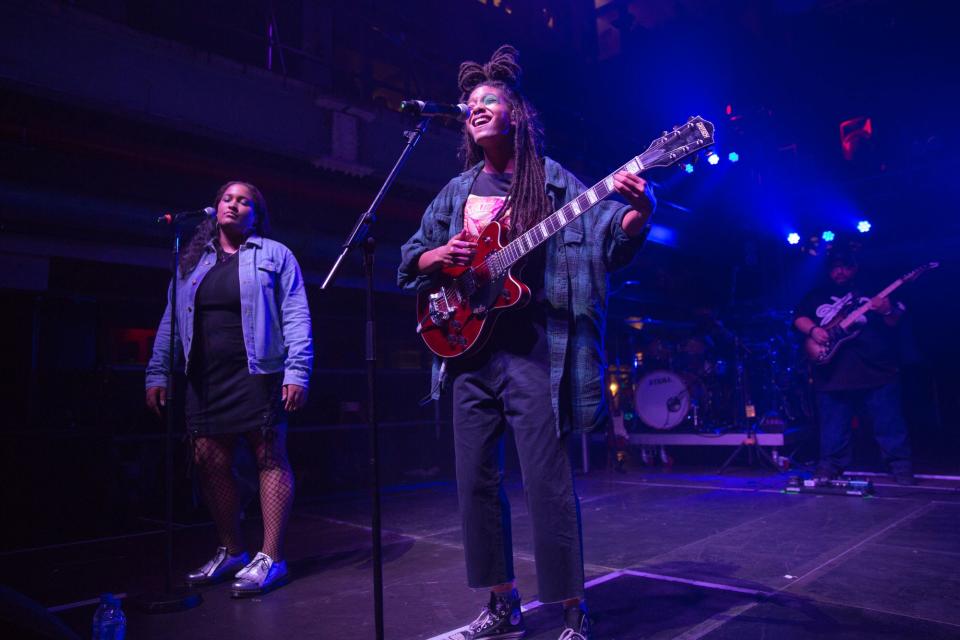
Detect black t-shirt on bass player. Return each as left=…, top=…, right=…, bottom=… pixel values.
left=795, top=279, right=901, bottom=392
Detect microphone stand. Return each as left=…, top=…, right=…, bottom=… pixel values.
left=130, top=218, right=202, bottom=613
left=321, top=116, right=432, bottom=640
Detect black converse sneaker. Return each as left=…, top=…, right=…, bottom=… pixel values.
left=449, top=589, right=525, bottom=640
left=559, top=602, right=591, bottom=640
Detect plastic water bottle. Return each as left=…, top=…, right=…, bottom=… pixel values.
left=92, top=593, right=126, bottom=640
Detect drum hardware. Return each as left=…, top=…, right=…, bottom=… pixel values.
left=611, top=307, right=812, bottom=441
left=718, top=333, right=782, bottom=473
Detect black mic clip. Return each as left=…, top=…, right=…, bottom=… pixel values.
left=156, top=207, right=216, bottom=224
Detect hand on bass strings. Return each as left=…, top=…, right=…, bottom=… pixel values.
left=809, top=326, right=830, bottom=345
left=146, top=386, right=167, bottom=416
left=419, top=229, right=477, bottom=273
left=282, top=384, right=308, bottom=412
left=870, top=295, right=892, bottom=315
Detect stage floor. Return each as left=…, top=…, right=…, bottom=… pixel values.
left=9, top=466, right=960, bottom=639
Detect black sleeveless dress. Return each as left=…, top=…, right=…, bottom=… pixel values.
left=185, top=251, right=284, bottom=436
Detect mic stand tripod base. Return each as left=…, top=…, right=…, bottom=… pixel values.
left=128, top=587, right=202, bottom=614
left=717, top=423, right=781, bottom=474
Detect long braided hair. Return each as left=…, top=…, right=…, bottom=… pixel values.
left=458, top=45, right=550, bottom=240
left=178, top=180, right=271, bottom=278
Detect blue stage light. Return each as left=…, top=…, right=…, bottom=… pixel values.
left=822, top=230, right=835, bottom=242
left=728, top=151, right=739, bottom=163
left=787, top=232, right=800, bottom=245
left=683, top=163, right=694, bottom=173
left=707, top=152, right=720, bottom=165
left=857, top=220, right=871, bottom=233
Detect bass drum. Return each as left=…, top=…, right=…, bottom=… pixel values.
left=634, top=370, right=691, bottom=430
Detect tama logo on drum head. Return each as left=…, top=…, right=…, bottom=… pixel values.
left=649, top=377, right=673, bottom=385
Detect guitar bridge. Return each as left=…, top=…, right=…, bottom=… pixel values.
left=428, top=288, right=453, bottom=326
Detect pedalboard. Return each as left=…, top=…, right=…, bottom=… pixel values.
left=785, top=475, right=874, bottom=497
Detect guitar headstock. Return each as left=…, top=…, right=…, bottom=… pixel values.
left=902, top=261, right=939, bottom=282
left=635, top=116, right=715, bottom=171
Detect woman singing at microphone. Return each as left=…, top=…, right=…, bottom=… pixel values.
left=146, top=181, right=312, bottom=597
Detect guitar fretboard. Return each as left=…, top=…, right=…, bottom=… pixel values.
left=839, top=279, right=905, bottom=330
left=475, top=116, right=713, bottom=279
left=484, top=156, right=647, bottom=277
left=837, top=262, right=938, bottom=330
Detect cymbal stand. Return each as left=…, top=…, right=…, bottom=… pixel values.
left=718, top=334, right=780, bottom=473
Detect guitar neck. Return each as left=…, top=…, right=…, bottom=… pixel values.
left=495, top=154, right=648, bottom=270
left=838, top=278, right=905, bottom=330
left=481, top=116, right=713, bottom=272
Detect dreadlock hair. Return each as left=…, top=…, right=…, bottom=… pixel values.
left=178, top=181, right=271, bottom=278
left=458, top=45, right=550, bottom=240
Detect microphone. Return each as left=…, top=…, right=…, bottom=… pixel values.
left=400, top=100, right=471, bottom=120
left=156, top=207, right=216, bottom=224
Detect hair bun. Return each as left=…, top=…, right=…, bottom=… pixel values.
left=458, top=44, right=522, bottom=98
left=483, top=45, right=521, bottom=86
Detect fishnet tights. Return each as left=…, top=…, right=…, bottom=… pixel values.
left=193, top=428, right=294, bottom=561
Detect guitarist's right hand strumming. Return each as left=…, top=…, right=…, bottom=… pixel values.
left=418, top=230, right=477, bottom=273
left=808, top=326, right=830, bottom=346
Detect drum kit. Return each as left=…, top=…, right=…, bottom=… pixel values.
left=609, top=309, right=813, bottom=433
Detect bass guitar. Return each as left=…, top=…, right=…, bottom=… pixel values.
left=804, top=261, right=939, bottom=365
left=416, top=116, right=715, bottom=358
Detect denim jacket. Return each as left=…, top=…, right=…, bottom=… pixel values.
left=146, top=234, right=313, bottom=390
left=398, top=157, right=653, bottom=435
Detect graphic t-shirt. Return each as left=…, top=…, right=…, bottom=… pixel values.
left=795, top=279, right=901, bottom=391
left=462, top=170, right=546, bottom=354
left=465, top=171, right=545, bottom=295
left=463, top=171, right=512, bottom=241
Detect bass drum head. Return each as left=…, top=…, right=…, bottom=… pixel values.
left=634, top=370, right=690, bottom=430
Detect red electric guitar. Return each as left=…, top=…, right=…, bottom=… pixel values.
left=416, top=116, right=715, bottom=358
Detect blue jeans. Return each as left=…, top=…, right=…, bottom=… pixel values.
left=815, top=380, right=912, bottom=474
left=450, top=323, right=585, bottom=604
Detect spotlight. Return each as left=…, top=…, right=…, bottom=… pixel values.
left=707, top=152, right=720, bottom=165
left=822, top=230, right=835, bottom=242
left=787, top=232, right=800, bottom=245
left=683, top=163, right=694, bottom=173
left=857, top=220, right=871, bottom=233
left=728, top=151, right=739, bottom=163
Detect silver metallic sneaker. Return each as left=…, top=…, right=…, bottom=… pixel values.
left=186, top=547, right=250, bottom=585
left=230, top=551, right=289, bottom=597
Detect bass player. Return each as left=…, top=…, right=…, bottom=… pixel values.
left=793, top=247, right=914, bottom=485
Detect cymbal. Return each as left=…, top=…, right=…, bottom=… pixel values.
left=623, top=316, right=695, bottom=331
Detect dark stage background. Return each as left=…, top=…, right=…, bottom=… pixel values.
left=1, top=0, right=958, bottom=554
